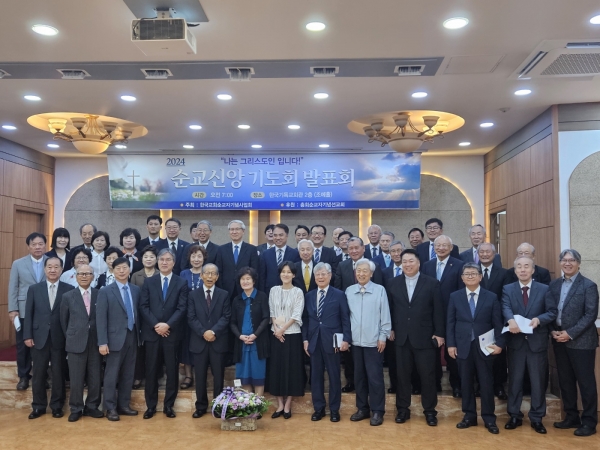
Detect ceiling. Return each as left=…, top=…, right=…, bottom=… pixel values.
left=1, top=0, right=600, bottom=158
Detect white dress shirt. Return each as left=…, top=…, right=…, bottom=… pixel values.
left=405, top=272, right=420, bottom=302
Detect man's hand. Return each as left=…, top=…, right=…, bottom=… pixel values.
left=340, top=341, right=349, bottom=352
left=24, top=339, right=34, bottom=348
left=529, top=317, right=540, bottom=329
left=154, top=323, right=170, bottom=336
left=377, top=340, right=386, bottom=353
left=433, top=335, right=445, bottom=347
left=203, top=330, right=216, bottom=342
left=447, top=346, right=457, bottom=359
left=99, top=345, right=109, bottom=356
left=9, top=311, right=18, bottom=322
left=303, top=341, right=310, bottom=356
left=553, top=330, right=570, bottom=342
left=388, top=330, right=395, bottom=341
left=508, top=319, right=521, bottom=334
left=487, top=344, right=502, bottom=355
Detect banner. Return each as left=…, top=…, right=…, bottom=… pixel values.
left=107, top=152, right=421, bottom=210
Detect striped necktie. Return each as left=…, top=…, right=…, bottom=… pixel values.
left=277, top=248, right=283, bottom=265
left=314, top=248, right=320, bottom=264
left=317, top=290, right=325, bottom=319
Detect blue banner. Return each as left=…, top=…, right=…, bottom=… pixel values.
left=106, top=152, right=421, bottom=210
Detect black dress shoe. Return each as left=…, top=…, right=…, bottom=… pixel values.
left=28, top=409, right=46, bottom=419
left=330, top=411, right=340, bottom=422
left=283, top=411, right=292, bottom=419
left=395, top=412, right=410, bottom=423
left=52, top=409, right=64, bottom=418
left=495, top=387, right=508, bottom=400
left=68, top=411, right=83, bottom=422
left=456, top=418, right=478, bottom=429
left=271, top=410, right=283, bottom=419
left=370, top=412, right=383, bottom=426
left=574, top=425, right=597, bottom=437
left=531, top=422, right=547, bottom=434
left=474, top=389, right=481, bottom=398
left=192, top=409, right=206, bottom=418
left=485, top=423, right=500, bottom=434
left=452, top=388, right=462, bottom=398
left=132, top=380, right=142, bottom=390
left=350, top=410, right=370, bottom=422
left=116, top=407, right=138, bottom=416
left=554, top=418, right=581, bottom=429
left=17, top=378, right=30, bottom=391
left=143, top=408, right=156, bottom=419
left=504, top=417, right=523, bottom=429
left=83, top=408, right=104, bottom=419
left=163, top=407, right=176, bottom=418
left=106, top=409, right=120, bottom=421
left=425, top=414, right=438, bottom=426
left=311, top=409, right=326, bottom=421
left=342, top=383, right=355, bottom=393
left=387, top=387, right=397, bottom=394
left=412, top=388, right=421, bottom=395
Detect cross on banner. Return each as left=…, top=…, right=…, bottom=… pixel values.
left=127, top=170, right=140, bottom=193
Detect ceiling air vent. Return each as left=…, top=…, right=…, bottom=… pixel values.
left=394, top=65, right=425, bottom=76
left=225, top=67, right=254, bottom=81
left=57, top=69, right=90, bottom=80
left=541, top=53, right=600, bottom=75
left=0, top=69, right=11, bottom=79
left=310, top=66, right=339, bottom=77
left=141, top=68, right=173, bottom=79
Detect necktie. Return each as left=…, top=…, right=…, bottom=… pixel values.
left=233, top=245, right=239, bottom=264
left=436, top=261, right=443, bottom=280
left=35, top=261, right=42, bottom=282
left=122, top=285, right=134, bottom=331
left=344, top=254, right=349, bottom=261
left=395, top=266, right=401, bottom=277
left=162, top=276, right=168, bottom=301
left=83, top=290, right=91, bottom=315
left=384, top=254, right=391, bottom=267
left=277, top=248, right=283, bottom=265
left=304, top=264, right=310, bottom=292
left=314, top=248, right=320, bottom=264
left=474, top=249, right=480, bottom=264
left=317, top=290, right=325, bottom=319
left=49, top=284, right=56, bottom=309
left=372, top=247, right=378, bottom=257
left=483, top=268, right=489, bottom=286
left=430, top=244, right=435, bottom=260
left=469, top=292, right=476, bottom=340
left=206, top=289, right=212, bottom=309
left=522, top=286, right=529, bottom=308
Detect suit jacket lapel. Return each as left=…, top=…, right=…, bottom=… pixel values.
left=40, top=283, right=51, bottom=313
left=562, top=275, right=582, bottom=310
left=524, top=283, right=540, bottom=316
left=25, top=257, right=37, bottom=282
left=486, top=266, right=498, bottom=289
left=164, top=276, right=177, bottom=303
left=473, top=291, right=485, bottom=319
left=111, top=283, right=127, bottom=313
left=208, top=289, right=219, bottom=315
left=410, top=275, right=425, bottom=303
left=73, top=289, right=87, bottom=316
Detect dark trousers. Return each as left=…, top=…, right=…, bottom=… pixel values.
left=458, top=341, right=496, bottom=423
left=310, top=337, right=342, bottom=412
left=436, top=345, right=460, bottom=389
left=384, top=339, right=397, bottom=390
left=553, top=343, right=598, bottom=427
left=16, top=320, right=32, bottom=379
left=67, top=338, right=102, bottom=413
left=492, top=350, right=508, bottom=388
left=134, top=342, right=145, bottom=381
left=507, top=345, right=547, bottom=421
left=396, top=339, right=437, bottom=415
left=31, top=335, right=65, bottom=411
left=103, top=328, right=137, bottom=411
left=145, top=339, right=180, bottom=409
left=353, top=346, right=385, bottom=414
left=342, top=347, right=354, bottom=385
left=193, top=346, right=225, bottom=412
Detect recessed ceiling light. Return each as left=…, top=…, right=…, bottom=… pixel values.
left=459, top=142, right=471, bottom=147
left=1, top=125, right=16, bottom=130
left=411, top=91, right=428, bottom=98
left=32, top=24, right=59, bottom=36
left=183, top=145, right=194, bottom=149
left=217, top=94, right=232, bottom=101
left=238, top=124, right=250, bottom=129
left=288, top=124, right=300, bottom=130
left=24, top=95, right=41, bottom=101
left=120, top=95, right=136, bottom=102
left=480, top=122, right=494, bottom=128
left=514, top=89, right=532, bottom=96
left=47, top=144, right=59, bottom=148
left=590, top=15, right=600, bottom=24
left=443, top=17, right=469, bottom=29
left=115, top=144, right=127, bottom=149
left=251, top=144, right=262, bottom=149
left=189, top=125, right=202, bottom=130
left=319, top=144, right=330, bottom=148
left=314, top=93, right=329, bottom=99
left=306, top=22, right=326, bottom=32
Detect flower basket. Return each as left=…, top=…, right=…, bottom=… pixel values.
left=211, top=386, right=270, bottom=432
left=220, top=416, right=257, bottom=431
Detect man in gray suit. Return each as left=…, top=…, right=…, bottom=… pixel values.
left=459, top=225, right=502, bottom=267
left=8, top=232, right=48, bottom=390
left=547, top=249, right=599, bottom=437
left=502, top=256, right=557, bottom=434
left=97, top=257, right=141, bottom=421
left=60, top=264, right=104, bottom=422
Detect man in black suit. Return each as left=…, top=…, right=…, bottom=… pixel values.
left=548, top=249, right=599, bottom=437
left=295, top=239, right=317, bottom=294
left=157, top=218, right=189, bottom=276
left=337, top=231, right=353, bottom=261
left=137, top=214, right=165, bottom=250
left=415, top=218, right=460, bottom=264
left=140, top=248, right=189, bottom=419
left=331, top=227, right=344, bottom=257
left=383, top=240, right=404, bottom=282
left=388, top=249, right=445, bottom=426
left=447, top=263, right=505, bottom=434
left=372, top=231, right=394, bottom=269
left=180, top=220, right=218, bottom=272
left=422, top=235, right=465, bottom=396
left=97, top=257, right=141, bottom=421
left=257, top=224, right=275, bottom=256
left=60, top=264, right=103, bottom=421
left=215, top=220, right=259, bottom=300
left=310, top=224, right=339, bottom=278
left=70, top=223, right=97, bottom=254
left=259, top=223, right=300, bottom=293
left=459, top=224, right=502, bottom=267
left=188, top=263, right=231, bottom=418
left=363, top=224, right=382, bottom=260
left=408, top=227, right=424, bottom=250
left=24, top=257, right=74, bottom=419
left=505, top=243, right=551, bottom=285
left=189, top=222, right=199, bottom=244
left=502, top=256, right=556, bottom=434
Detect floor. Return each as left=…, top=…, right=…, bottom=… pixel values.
left=1, top=410, right=596, bottom=450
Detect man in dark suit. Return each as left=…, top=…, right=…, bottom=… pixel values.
left=388, top=249, right=445, bottom=427
left=416, top=218, right=460, bottom=264
left=215, top=220, right=259, bottom=300
left=97, top=257, right=141, bottom=421
left=24, top=257, right=74, bottom=419
left=180, top=220, right=218, bottom=272
left=502, top=256, right=556, bottom=434
left=188, top=263, right=231, bottom=418
left=422, top=235, right=465, bottom=396
left=372, top=231, right=394, bottom=269
left=331, top=227, right=344, bottom=257
left=294, top=240, right=318, bottom=294
left=505, top=243, right=551, bottom=285
left=140, top=248, right=188, bottom=419
left=337, top=231, right=353, bottom=262
left=137, top=214, right=165, bottom=250
left=156, top=218, right=189, bottom=276
left=548, top=249, right=599, bottom=437
left=60, top=264, right=103, bottom=421
left=447, top=263, right=505, bottom=434
left=70, top=223, right=97, bottom=254
left=310, top=224, right=339, bottom=278
left=383, top=240, right=404, bottom=283
left=259, top=223, right=300, bottom=293
left=302, top=262, right=351, bottom=422
left=257, top=224, right=275, bottom=256
left=363, top=224, right=382, bottom=260
left=408, top=227, right=424, bottom=250
left=459, top=225, right=502, bottom=267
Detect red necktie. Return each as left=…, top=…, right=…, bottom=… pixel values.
left=522, top=286, right=529, bottom=308
left=206, top=290, right=212, bottom=309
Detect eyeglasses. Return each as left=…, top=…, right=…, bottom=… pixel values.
left=462, top=272, right=481, bottom=278
left=311, top=232, right=324, bottom=236
left=229, top=228, right=243, bottom=232
left=560, top=259, right=578, bottom=264
left=75, top=256, right=89, bottom=261
left=76, top=272, right=93, bottom=277
left=203, top=271, right=218, bottom=276
left=426, top=226, right=441, bottom=231
left=165, top=226, right=180, bottom=230
left=389, top=248, right=403, bottom=254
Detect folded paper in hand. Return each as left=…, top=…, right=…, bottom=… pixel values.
left=13, top=316, right=21, bottom=332
left=479, top=329, right=496, bottom=356
left=501, top=314, right=534, bottom=334
left=333, top=333, right=344, bottom=351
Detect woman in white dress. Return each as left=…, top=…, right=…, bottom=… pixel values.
left=90, top=230, right=110, bottom=276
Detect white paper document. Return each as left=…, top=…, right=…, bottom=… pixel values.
left=479, top=329, right=496, bottom=356
left=501, top=314, right=533, bottom=334
left=333, top=333, right=344, bottom=349
left=13, top=316, right=21, bottom=332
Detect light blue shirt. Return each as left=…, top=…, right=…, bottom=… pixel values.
left=115, top=280, right=135, bottom=323
left=345, top=281, right=391, bottom=347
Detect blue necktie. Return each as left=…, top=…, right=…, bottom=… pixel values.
left=436, top=261, right=443, bottom=280
left=317, top=290, right=325, bottom=319
left=395, top=266, right=401, bottom=277
left=162, top=276, right=168, bottom=301
left=430, top=244, right=435, bottom=260
left=122, top=285, right=134, bottom=331
left=233, top=245, right=239, bottom=264
left=469, top=292, right=476, bottom=340
left=35, top=261, right=42, bottom=282
left=277, top=249, right=283, bottom=265
left=314, top=248, right=320, bottom=264
left=384, top=254, right=391, bottom=267
left=372, top=247, right=378, bottom=257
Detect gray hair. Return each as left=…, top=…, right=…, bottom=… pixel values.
left=355, top=258, right=375, bottom=272
left=469, top=224, right=486, bottom=235
left=389, top=240, right=405, bottom=249
left=228, top=220, right=246, bottom=230
left=313, top=262, right=332, bottom=275
left=348, top=236, right=364, bottom=246
left=79, top=223, right=97, bottom=234
left=298, top=239, right=315, bottom=250
left=197, top=220, right=213, bottom=231
left=513, top=255, right=535, bottom=267
left=517, top=242, right=535, bottom=255
left=157, top=248, right=176, bottom=260
left=477, top=242, right=496, bottom=253
left=202, top=263, right=219, bottom=275
left=368, top=224, right=382, bottom=233
left=461, top=262, right=482, bottom=275
left=382, top=231, right=395, bottom=240
left=433, top=235, right=453, bottom=245
left=559, top=249, right=581, bottom=264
